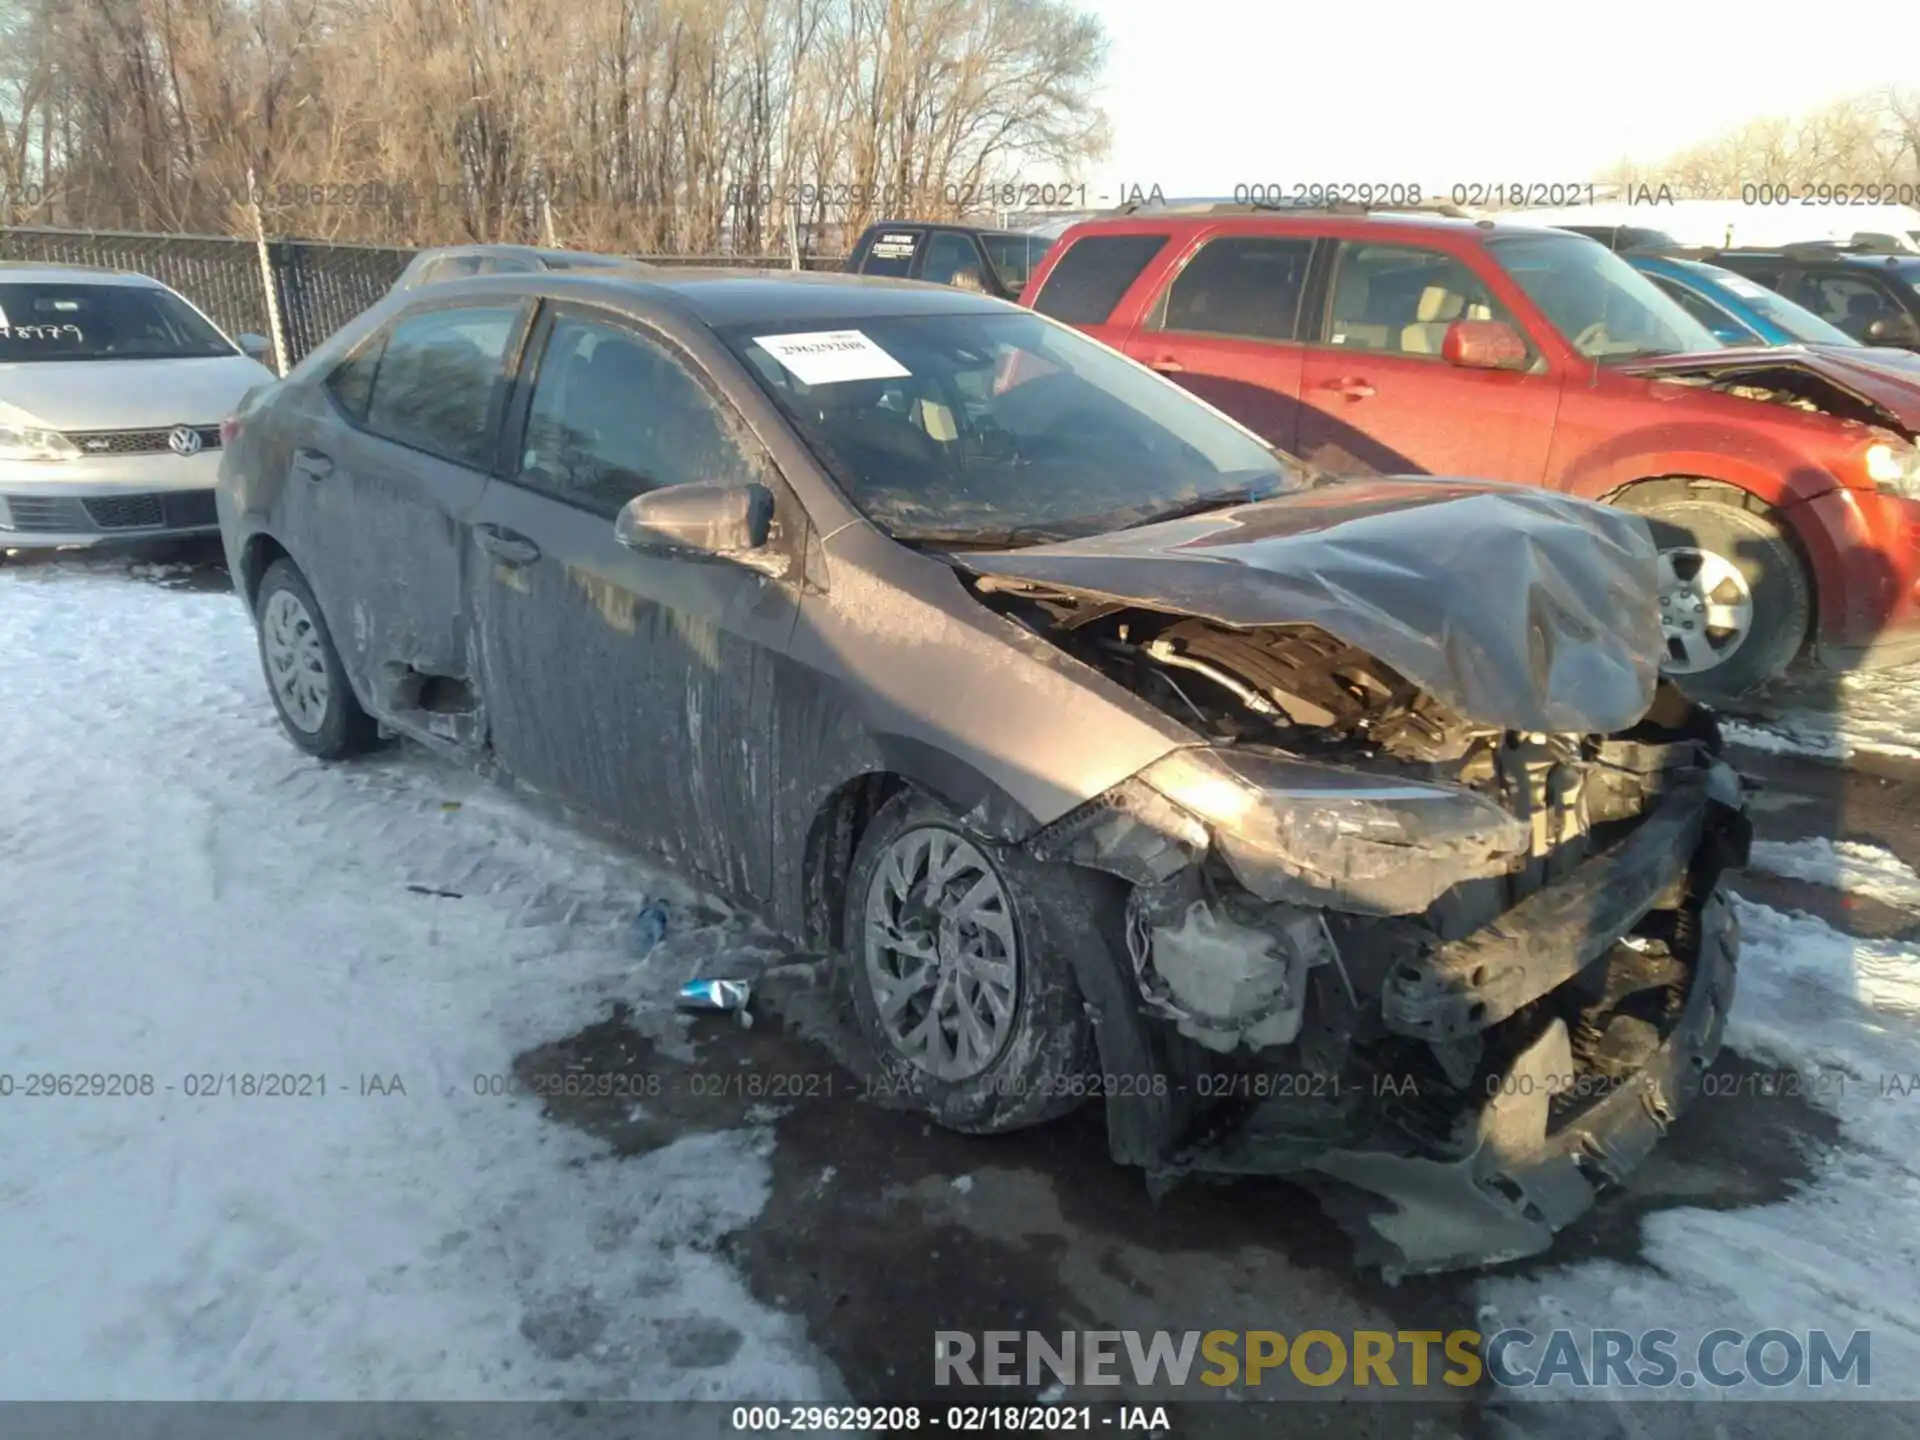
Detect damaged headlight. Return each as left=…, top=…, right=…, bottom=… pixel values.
left=1864, top=440, right=1920, bottom=499
left=1139, top=748, right=1531, bottom=916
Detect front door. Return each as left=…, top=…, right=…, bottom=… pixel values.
left=464, top=304, right=802, bottom=901
left=1297, top=241, right=1560, bottom=483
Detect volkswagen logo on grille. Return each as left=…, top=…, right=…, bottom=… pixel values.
left=168, top=426, right=204, bottom=457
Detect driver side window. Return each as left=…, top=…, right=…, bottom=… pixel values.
left=1321, top=243, right=1504, bottom=356
left=516, top=314, right=759, bottom=515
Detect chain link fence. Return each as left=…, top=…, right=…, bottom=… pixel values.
left=0, top=226, right=847, bottom=370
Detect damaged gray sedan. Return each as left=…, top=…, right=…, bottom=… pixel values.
left=215, top=270, right=1751, bottom=1277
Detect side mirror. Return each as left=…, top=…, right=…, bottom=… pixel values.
left=615, top=480, right=775, bottom=562
left=1441, top=319, right=1530, bottom=371
left=237, top=333, right=274, bottom=364
left=1865, top=315, right=1920, bottom=347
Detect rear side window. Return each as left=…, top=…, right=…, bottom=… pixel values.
left=363, top=304, right=522, bottom=466
left=1030, top=234, right=1169, bottom=324
left=857, top=231, right=923, bottom=278
left=920, top=232, right=985, bottom=287
left=1156, top=236, right=1313, bottom=342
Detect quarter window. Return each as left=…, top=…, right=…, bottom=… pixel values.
left=1321, top=244, right=1505, bottom=356
left=1030, top=234, right=1170, bottom=325
left=1157, top=236, right=1313, bottom=342
left=516, top=315, right=757, bottom=514
left=362, top=304, right=522, bottom=466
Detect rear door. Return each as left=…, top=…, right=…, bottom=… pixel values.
left=463, top=303, right=803, bottom=900
left=1025, top=230, right=1174, bottom=349
left=289, top=298, right=530, bottom=755
left=1297, top=240, right=1559, bottom=482
left=1121, top=232, right=1316, bottom=453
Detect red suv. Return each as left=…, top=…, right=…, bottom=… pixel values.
left=1021, top=208, right=1920, bottom=700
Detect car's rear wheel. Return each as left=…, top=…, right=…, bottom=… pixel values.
left=1633, top=499, right=1811, bottom=704
left=842, top=790, right=1098, bottom=1133
left=254, top=558, right=380, bottom=759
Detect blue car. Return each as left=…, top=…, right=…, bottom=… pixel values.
left=1627, top=252, right=1920, bottom=374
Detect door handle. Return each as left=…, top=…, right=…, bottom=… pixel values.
left=1150, top=356, right=1186, bottom=373
left=291, top=447, right=334, bottom=480
left=1317, top=377, right=1375, bottom=400
left=474, top=524, right=541, bottom=567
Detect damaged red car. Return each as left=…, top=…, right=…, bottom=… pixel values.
left=1024, top=211, right=1920, bottom=700
left=216, top=270, right=1750, bottom=1277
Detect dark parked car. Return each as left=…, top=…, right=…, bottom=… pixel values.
left=389, top=244, right=646, bottom=292
left=1704, top=243, right=1920, bottom=351
left=845, top=222, right=1053, bottom=299
left=217, top=269, right=1748, bottom=1277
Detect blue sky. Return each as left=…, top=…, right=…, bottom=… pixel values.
left=1073, top=0, right=1914, bottom=197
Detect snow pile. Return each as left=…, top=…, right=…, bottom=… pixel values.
left=1746, top=837, right=1920, bottom=912
left=0, top=567, right=829, bottom=1401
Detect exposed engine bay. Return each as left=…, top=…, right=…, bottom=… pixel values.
left=981, top=578, right=1752, bottom=1277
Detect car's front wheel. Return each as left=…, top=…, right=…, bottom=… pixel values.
left=253, top=558, right=380, bottom=759
left=1634, top=498, right=1812, bottom=704
left=842, top=790, right=1099, bottom=1133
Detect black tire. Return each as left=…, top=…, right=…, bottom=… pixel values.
left=253, top=558, right=381, bottom=759
left=841, top=790, right=1100, bottom=1133
left=1635, top=499, right=1812, bottom=705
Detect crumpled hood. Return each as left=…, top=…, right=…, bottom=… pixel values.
left=0, top=355, right=275, bottom=431
left=1616, top=344, right=1920, bottom=435
left=958, top=477, right=1665, bottom=735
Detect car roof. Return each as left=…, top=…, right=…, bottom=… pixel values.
left=861, top=220, right=1042, bottom=242
left=0, top=262, right=166, bottom=287
left=1716, top=247, right=1920, bottom=271
left=1054, top=209, right=1574, bottom=246
left=417, top=267, right=1015, bottom=326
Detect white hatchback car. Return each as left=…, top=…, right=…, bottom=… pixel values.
left=1, top=263, right=278, bottom=548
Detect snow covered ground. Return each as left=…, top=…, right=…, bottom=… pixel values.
left=0, top=560, right=833, bottom=1401
left=1719, top=667, right=1920, bottom=763
left=5, top=552, right=1919, bottom=1414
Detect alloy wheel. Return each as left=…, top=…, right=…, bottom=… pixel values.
left=862, top=826, right=1021, bottom=1082
left=1655, top=545, right=1754, bottom=674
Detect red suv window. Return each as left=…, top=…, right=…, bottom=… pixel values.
left=1152, top=236, right=1313, bottom=342
left=1031, top=234, right=1170, bottom=324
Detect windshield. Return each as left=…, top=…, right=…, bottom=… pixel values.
left=1489, top=233, right=1722, bottom=361
left=980, top=234, right=1053, bottom=294
left=1692, top=263, right=1859, bottom=346
left=720, top=311, right=1308, bottom=545
left=0, top=283, right=235, bottom=362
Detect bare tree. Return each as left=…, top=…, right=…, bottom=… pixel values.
left=1, top=0, right=1110, bottom=253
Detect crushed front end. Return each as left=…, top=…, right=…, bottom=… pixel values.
left=1003, top=599, right=1751, bottom=1279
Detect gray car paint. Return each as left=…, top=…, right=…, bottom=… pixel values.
left=220, top=273, right=1201, bottom=941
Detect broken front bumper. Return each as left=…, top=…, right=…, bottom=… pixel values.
left=1152, top=753, right=1749, bottom=1278
left=1311, top=888, right=1736, bottom=1278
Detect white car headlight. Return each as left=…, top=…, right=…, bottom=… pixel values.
left=0, top=423, right=82, bottom=463
left=1864, top=440, right=1920, bottom=498
left=1140, top=747, right=1531, bottom=916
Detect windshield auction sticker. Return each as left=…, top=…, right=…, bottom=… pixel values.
left=754, top=330, right=911, bottom=385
